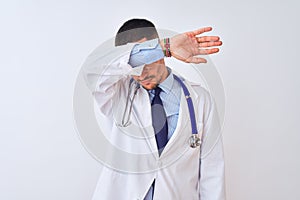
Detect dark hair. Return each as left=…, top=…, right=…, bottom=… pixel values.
left=115, top=18, right=159, bottom=46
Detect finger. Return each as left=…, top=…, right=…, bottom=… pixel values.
left=199, top=41, right=222, bottom=48
left=185, top=27, right=212, bottom=38
left=197, top=36, right=220, bottom=43
left=190, top=27, right=212, bottom=36
left=197, top=48, right=220, bottom=55
left=185, top=56, right=207, bottom=64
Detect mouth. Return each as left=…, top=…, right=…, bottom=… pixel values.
left=139, top=78, right=153, bottom=85
left=140, top=80, right=151, bottom=85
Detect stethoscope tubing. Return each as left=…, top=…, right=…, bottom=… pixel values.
left=121, top=75, right=201, bottom=148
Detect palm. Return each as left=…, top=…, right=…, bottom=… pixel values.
left=170, top=27, right=222, bottom=63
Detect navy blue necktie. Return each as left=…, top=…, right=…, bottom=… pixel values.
left=151, top=87, right=168, bottom=155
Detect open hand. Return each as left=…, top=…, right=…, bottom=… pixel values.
left=168, top=27, right=222, bottom=63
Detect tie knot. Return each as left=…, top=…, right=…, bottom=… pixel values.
left=154, top=87, right=162, bottom=96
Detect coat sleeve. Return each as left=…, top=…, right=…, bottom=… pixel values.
left=80, top=43, right=136, bottom=115
left=198, top=90, right=226, bottom=200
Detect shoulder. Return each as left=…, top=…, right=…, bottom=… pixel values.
left=172, top=72, right=213, bottom=107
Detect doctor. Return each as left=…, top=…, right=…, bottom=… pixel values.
left=83, top=18, right=225, bottom=200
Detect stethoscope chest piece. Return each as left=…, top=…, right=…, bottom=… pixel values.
left=189, top=134, right=201, bottom=148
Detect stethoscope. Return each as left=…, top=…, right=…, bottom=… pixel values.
left=119, top=74, right=201, bottom=148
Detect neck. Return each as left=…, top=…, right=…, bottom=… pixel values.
left=159, top=65, right=169, bottom=84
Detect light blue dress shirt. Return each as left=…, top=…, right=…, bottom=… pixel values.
left=148, top=68, right=181, bottom=140
left=128, top=40, right=182, bottom=200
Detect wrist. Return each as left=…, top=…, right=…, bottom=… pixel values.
left=160, top=38, right=172, bottom=57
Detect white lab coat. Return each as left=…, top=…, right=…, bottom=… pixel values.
left=82, top=42, right=225, bottom=200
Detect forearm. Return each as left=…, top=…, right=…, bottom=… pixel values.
left=82, top=43, right=135, bottom=92
left=81, top=43, right=135, bottom=115
left=128, top=39, right=164, bottom=68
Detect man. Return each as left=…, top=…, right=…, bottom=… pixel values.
left=83, top=18, right=225, bottom=199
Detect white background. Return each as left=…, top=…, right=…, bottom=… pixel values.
left=0, top=0, right=299, bottom=199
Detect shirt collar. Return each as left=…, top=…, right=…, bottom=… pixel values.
left=158, top=67, right=173, bottom=94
